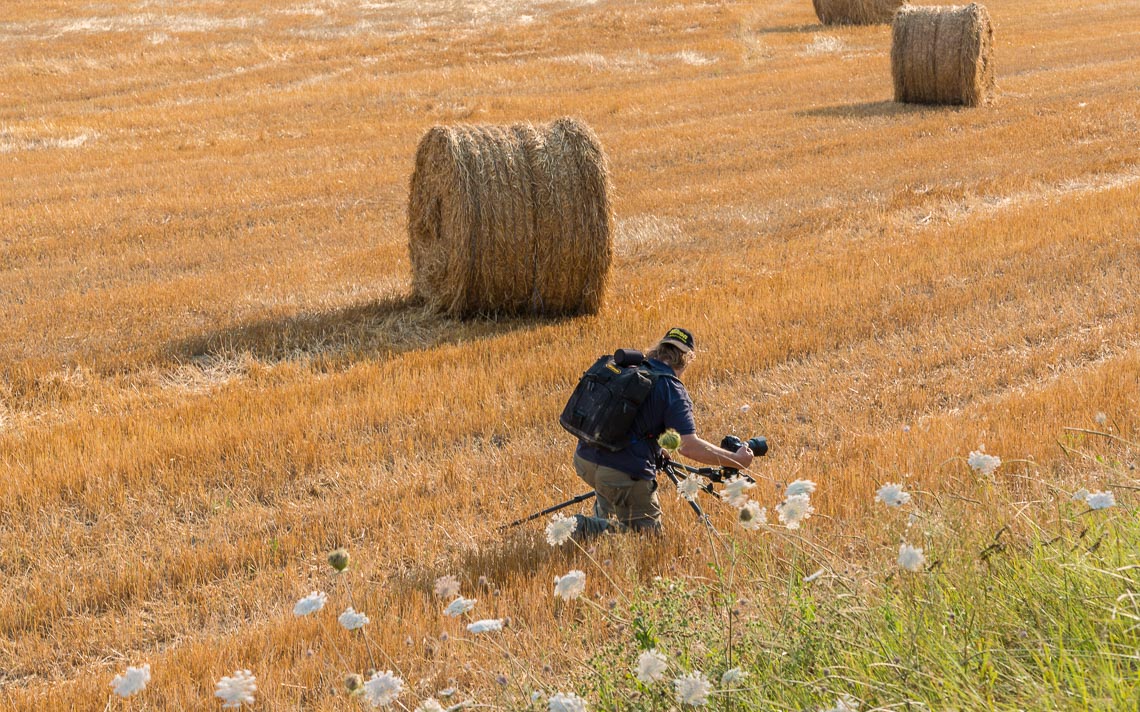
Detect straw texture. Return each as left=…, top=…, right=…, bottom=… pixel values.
left=891, top=3, right=996, bottom=106
left=407, top=119, right=612, bottom=317
left=812, top=0, right=905, bottom=25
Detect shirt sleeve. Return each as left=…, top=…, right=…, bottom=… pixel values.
left=662, top=381, right=696, bottom=436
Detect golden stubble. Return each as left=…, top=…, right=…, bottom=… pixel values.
left=1, top=0, right=1138, bottom=707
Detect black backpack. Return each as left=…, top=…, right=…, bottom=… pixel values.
left=559, top=350, right=671, bottom=452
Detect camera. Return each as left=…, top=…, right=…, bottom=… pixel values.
left=721, top=434, right=769, bottom=458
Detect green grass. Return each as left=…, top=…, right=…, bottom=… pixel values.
left=580, top=508, right=1139, bottom=711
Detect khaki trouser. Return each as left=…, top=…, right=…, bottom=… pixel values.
left=573, top=453, right=662, bottom=535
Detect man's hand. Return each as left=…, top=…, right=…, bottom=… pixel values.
left=678, top=434, right=754, bottom=470
left=730, top=444, right=754, bottom=470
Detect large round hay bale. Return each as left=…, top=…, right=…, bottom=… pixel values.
left=812, top=0, right=905, bottom=25
left=891, top=3, right=995, bottom=106
left=407, top=118, right=612, bottom=318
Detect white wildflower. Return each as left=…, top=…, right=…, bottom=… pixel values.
left=677, top=476, right=703, bottom=502
left=339, top=607, right=370, bottom=631
left=721, top=475, right=755, bottom=508
left=111, top=664, right=150, bottom=698
left=293, top=591, right=327, bottom=616
left=785, top=479, right=816, bottom=497
left=968, top=448, right=1001, bottom=476
left=673, top=671, right=712, bottom=706
left=546, top=513, right=578, bottom=546
left=876, top=483, right=911, bottom=507
left=215, top=669, right=257, bottom=708
left=554, top=569, right=587, bottom=600
left=898, top=543, right=925, bottom=573
left=548, top=691, right=588, bottom=712
left=776, top=494, right=814, bottom=529
left=1086, top=491, right=1116, bottom=510
left=720, top=667, right=748, bottom=687
left=1094, top=411, right=1107, bottom=425
left=820, top=695, right=861, bottom=711
left=466, top=618, right=504, bottom=634
left=1072, top=488, right=1090, bottom=502
left=363, top=670, right=404, bottom=708
left=434, top=574, right=461, bottom=599
left=738, top=501, right=766, bottom=531
left=444, top=596, right=477, bottom=617
left=803, top=569, right=824, bottom=583
left=415, top=700, right=445, bottom=712
left=636, top=649, right=669, bottom=684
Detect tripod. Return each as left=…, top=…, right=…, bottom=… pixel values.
left=501, top=457, right=754, bottom=530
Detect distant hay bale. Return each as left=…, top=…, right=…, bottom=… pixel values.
left=407, top=118, right=612, bottom=317
left=812, top=0, right=905, bottom=25
left=891, top=3, right=995, bottom=106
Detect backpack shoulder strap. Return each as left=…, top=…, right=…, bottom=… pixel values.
left=639, top=360, right=680, bottom=385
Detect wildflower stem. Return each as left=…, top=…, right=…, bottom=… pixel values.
left=570, top=538, right=630, bottom=605
left=338, top=570, right=405, bottom=679
left=1062, top=427, right=1138, bottom=448
left=578, top=594, right=630, bottom=625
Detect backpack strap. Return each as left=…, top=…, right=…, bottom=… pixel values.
left=631, top=360, right=681, bottom=448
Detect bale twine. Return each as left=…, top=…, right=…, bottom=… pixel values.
left=891, top=3, right=995, bottom=106
left=812, top=0, right=905, bottom=25
left=407, top=118, right=612, bottom=317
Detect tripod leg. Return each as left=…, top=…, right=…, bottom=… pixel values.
left=499, top=491, right=596, bottom=530
left=661, top=464, right=713, bottom=527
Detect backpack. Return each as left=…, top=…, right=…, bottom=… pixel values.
left=559, top=350, right=671, bottom=452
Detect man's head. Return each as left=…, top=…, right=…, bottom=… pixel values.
left=647, top=327, right=696, bottom=374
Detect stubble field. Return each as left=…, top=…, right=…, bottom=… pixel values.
left=1, top=0, right=1138, bottom=709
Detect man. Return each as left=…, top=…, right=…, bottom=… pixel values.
left=573, top=327, right=755, bottom=535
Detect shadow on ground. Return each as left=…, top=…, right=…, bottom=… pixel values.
left=798, top=101, right=960, bottom=119
left=752, top=23, right=820, bottom=34
left=169, top=293, right=566, bottom=367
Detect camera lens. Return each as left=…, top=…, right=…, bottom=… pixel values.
left=747, top=437, right=768, bottom=457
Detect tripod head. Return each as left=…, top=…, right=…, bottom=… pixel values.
left=657, top=455, right=755, bottom=484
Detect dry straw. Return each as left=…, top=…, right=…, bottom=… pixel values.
left=812, top=0, right=905, bottom=25
left=891, top=3, right=995, bottom=106
left=407, top=118, right=612, bottom=317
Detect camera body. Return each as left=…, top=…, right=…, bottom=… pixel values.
left=721, top=434, right=769, bottom=458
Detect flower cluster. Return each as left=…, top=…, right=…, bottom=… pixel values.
left=738, top=501, right=767, bottom=530
left=720, top=475, right=755, bottom=507
left=554, top=570, right=587, bottom=600
left=876, top=482, right=911, bottom=507
left=776, top=493, right=814, bottom=529
left=546, top=513, right=578, bottom=546
left=1073, top=488, right=1116, bottom=510
left=898, top=543, right=925, bottom=573
left=967, top=448, right=1001, bottom=476
left=110, top=664, right=151, bottom=698
left=215, top=669, right=257, bottom=709
left=293, top=591, right=328, bottom=617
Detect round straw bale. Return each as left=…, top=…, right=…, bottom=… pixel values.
left=407, top=118, right=612, bottom=317
left=812, top=0, right=905, bottom=25
left=891, top=3, right=995, bottom=106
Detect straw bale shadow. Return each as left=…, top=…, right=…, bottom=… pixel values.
left=169, top=293, right=563, bottom=367
left=752, top=23, right=821, bottom=34
left=798, top=100, right=958, bottom=119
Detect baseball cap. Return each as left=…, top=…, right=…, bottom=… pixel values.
left=658, top=327, right=695, bottom=353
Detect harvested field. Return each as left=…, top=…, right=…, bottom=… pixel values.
left=1, top=0, right=1138, bottom=709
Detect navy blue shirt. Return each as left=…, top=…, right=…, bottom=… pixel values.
left=575, top=359, right=697, bottom=480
